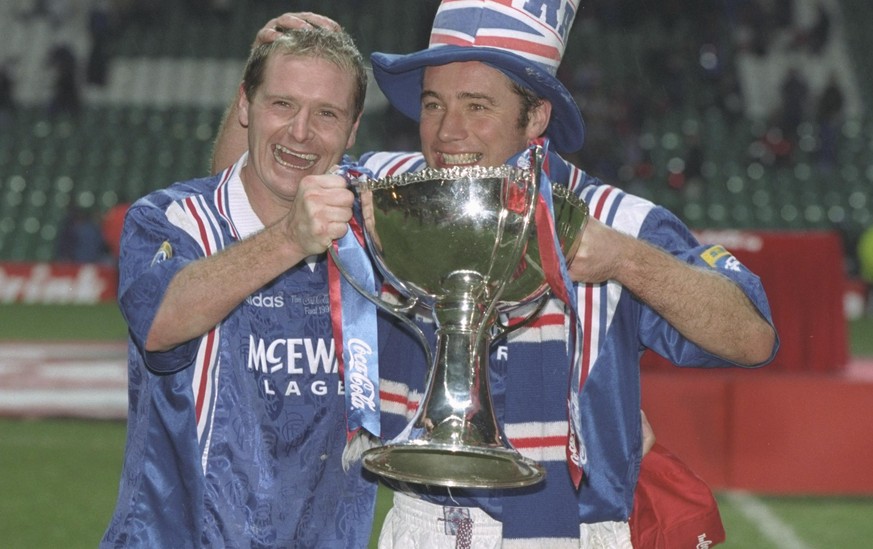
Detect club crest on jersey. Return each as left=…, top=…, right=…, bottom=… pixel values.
left=700, top=245, right=742, bottom=272
left=150, top=241, right=173, bottom=267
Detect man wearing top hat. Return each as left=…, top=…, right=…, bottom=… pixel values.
left=214, top=4, right=778, bottom=547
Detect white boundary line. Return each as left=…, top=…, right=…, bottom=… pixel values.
left=722, top=490, right=812, bottom=549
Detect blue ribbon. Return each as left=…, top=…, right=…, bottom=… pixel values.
left=331, top=165, right=382, bottom=438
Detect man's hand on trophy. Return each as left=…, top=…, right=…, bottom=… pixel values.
left=283, top=174, right=354, bottom=256
left=567, top=217, right=629, bottom=284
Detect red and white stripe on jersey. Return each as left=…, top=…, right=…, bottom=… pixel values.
left=193, top=326, right=221, bottom=471
left=582, top=182, right=649, bottom=235
left=165, top=186, right=234, bottom=471
left=359, top=152, right=426, bottom=179
left=164, top=193, right=227, bottom=257
left=214, top=168, right=242, bottom=241
left=564, top=160, right=587, bottom=194
left=574, top=183, right=652, bottom=383
left=575, top=185, right=615, bottom=383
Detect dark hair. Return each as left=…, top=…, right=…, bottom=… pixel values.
left=511, top=81, right=545, bottom=131
left=242, top=27, right=368, bottom=120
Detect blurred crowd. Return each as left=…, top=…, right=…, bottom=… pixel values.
left=565, top=0, right=845, bottom=184
left=54, top=199, right=127, bottom=265
left=4, top=0, right=849, bottom=178
left=4, top=0, right=867, bottom=285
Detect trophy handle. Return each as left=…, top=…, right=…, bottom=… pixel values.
left=492, top=294, right=549, bottom=340
left=327, top=246, right=434, bottom=368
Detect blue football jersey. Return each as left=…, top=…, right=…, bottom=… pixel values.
left=101, top=156, right=377, bottom=548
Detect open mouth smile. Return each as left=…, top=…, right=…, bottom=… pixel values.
left=273, top=144, right=318, bottom=170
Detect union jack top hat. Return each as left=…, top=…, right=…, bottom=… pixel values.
left=371, top=0, right=584, bottom=153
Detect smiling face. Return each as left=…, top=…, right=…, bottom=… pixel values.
left=238, top=53, right=359, bottom=223
left=418, top=61, right=551, bottom=169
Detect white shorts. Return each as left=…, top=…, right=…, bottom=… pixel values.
left=377, top=491, right=633, bottom=549
left=378, top=491, right=502, bottom=549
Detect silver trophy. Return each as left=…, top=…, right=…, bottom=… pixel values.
left=333, top=146, right=588, bottom=488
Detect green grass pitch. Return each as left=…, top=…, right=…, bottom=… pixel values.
left=1, top=303, right=872, bottom=547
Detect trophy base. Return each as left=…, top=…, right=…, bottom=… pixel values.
left=361, top=443, right=545, bottom=489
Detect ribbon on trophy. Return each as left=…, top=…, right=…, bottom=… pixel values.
left=327, top=164, right=381, bottom=441
left=515, top=138, right=588, bottom=488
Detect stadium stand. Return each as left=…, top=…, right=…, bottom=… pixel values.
left=0, top=0, right=870, bottom=269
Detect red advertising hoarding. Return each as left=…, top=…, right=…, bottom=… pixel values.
left=0, top=262, right=118, bottom=304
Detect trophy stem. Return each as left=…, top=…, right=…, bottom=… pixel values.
left=427, top=323, right=499, bottom=447
left=361, top=301, right=545, bottom=488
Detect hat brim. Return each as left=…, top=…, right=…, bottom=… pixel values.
left=371, top=46, right=585, bottom=154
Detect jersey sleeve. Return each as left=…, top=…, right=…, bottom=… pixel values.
left=547, top=151, right=778, bottom=368
left=636, top=206, right=778, bottom=367
left=117, top=194, right=204, bottom=373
